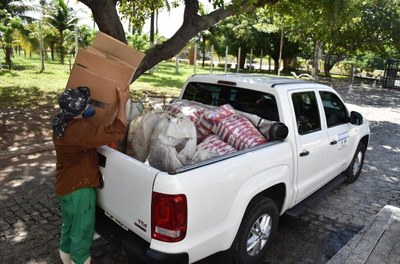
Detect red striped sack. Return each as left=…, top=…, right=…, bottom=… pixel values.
left=214, top=114, right=267, bottom=150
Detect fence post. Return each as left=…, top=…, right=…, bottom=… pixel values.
left=194, top=43, right=197, bottom=74
left=249, top=48, right=253, bottom=72
left=278, top=28, right=283, bottom=76
left=224, top=46, right=229, bottom=73
left=350, top=64, right=355, bottom=85
left=175, top=54, right=179, bottom=74
left=210, top=45, right=214, bottom=74
left=260, top=49, right=263, bottom=71
left=237, top=47, right=241, bottom=73
left=74, top=24, right=79, bottom=55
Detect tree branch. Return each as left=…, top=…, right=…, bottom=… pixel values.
left=79, top=0, right=279, bottom=82
left=132, top=0, right=279, bottom=81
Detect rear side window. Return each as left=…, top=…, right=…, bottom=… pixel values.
left=319, top=91, right=349, bottom=127
left=292, top=92, right=321, bottom=135
left=182, top=82, right=279, bottom=121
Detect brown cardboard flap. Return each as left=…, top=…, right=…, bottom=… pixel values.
left=75, top=48, right=136, bottom=85
left=92, top=31, right=145, bottom=68
left=66, top=65, right=125, bottom=125
left=85, top=46, right=135, bottom=70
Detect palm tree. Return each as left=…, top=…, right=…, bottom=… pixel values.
left=46, top=0, right=77, bottom=64
left=0, top=0, right=32, bottom=70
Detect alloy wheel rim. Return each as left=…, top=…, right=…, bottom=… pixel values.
left=353, top=151, right=363, bottom=175
left=246, top=213, right=272, bottom=256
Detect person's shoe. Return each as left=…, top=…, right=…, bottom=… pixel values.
left=83, top=256, right=92, bottom=264
left=59, top=249, right=72, bottom=264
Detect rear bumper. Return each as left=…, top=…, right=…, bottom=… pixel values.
left=95, top=206, right=189, bottom=264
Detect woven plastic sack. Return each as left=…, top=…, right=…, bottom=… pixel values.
left=162, top=100, right=205, bottom=123
left=148, top=112, right=197, bottom=171
left=197, top=104, right=236, bottom=140
left=163, top=100, right=207, bottom=142
left=126, top=111, right=165, bottom=162
left=214, top=114, right=267, bottom=150
left=235, top=110, right=288, bottom=140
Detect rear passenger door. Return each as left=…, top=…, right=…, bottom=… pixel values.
left=290, top=90, right=330, bottom=203
left=318, top=91, right=355, bottom=178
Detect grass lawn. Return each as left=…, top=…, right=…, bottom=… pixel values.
left=0, top=54, right=237, bottom=108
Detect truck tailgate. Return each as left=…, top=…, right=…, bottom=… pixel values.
left=96, top=146, right=159, bottom=242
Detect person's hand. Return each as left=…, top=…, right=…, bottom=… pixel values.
left=115, top=85, right=130, bottom=125
left=116, top=85, right=130, bottom=107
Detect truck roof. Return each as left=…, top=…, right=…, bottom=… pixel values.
left=188, top=73, right=330, bottom=93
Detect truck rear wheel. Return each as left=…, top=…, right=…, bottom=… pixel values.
left=345, top=142, right=366, bottom=183
left=233, top=197, right=279, bottom=264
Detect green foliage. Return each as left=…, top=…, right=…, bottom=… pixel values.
left=77, top=24, right=96, bottom=47
left=212, top=12, right=300, bottom=70
left=0, top=10, right=24, bottom=68
left=264, top=0, right=400, bottom=76
left=119, top=0, right=165, bottom=32
left=45, top=0, right=78, bottom=64
left=127, top=33, right=149, bottom=52
left=0, top=54, right=228, bottom=107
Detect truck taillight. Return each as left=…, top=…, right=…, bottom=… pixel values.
left=151, top=192, right=187, bottom=242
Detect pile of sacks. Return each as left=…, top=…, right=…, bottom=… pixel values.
left=126, top=99, right=287, bottom=172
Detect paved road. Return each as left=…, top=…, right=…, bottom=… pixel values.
left=1, top=80, right=399, bottom=264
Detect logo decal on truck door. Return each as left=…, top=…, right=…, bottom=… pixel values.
left=338, top=131, right=349, bottom=150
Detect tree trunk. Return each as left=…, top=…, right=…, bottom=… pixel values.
left=5, top=46, right=12, bottom=71
left=80, top=0, right=126, bottom=43
left=50, top=45, right=55, bottom=61
left=39, top=21, right=45, bottom=73
left=273, top=58, right=279, bottom=74
left=149, top=11, right=155, bottom=75
left=324, top=48, right=346, bottom=78
left=312, top=40, right=320, bottom=80
left=239, top=49, right=247, bottom=69
left=324, top=60, right=333, bottom=78
left=60, top=31, right=65, bottom=64
left=202, top=39, right=206, bottom=68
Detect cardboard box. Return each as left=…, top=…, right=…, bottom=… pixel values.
left=74, top=47, right=136, bottom=85
left=66, top=65, right=125, bottom=125
left=65, top=32, right=145, bottom=125
left=92, top=32, right=145, bottom=68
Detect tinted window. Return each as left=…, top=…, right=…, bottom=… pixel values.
left=319, top=91, right=349, bottom=127
left=292, top=92, right=321, bottom=135
left=182, top=82, right=280, bottom=121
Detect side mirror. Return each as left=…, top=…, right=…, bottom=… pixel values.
left=350, top=111, right=363, bottom=125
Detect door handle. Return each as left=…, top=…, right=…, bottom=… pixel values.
left=299, top=150, right=310, bottom=157
left=330, top=140, right=337, bottom=145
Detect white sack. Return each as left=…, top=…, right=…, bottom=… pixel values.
left=148, top=113, right=197, bottom=171
left=147, top=134, right=184, bottom=171
left=126, top=111, right=165, bottom=162
left=191, top=134, right=237, bottom=163
left=125, top=99, right=144, bottom=124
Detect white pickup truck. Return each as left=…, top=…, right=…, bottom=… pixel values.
left=95, top=74, right=370, bottom=264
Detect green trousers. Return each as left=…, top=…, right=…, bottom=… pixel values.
left=58, top=187, right=96, bottom=264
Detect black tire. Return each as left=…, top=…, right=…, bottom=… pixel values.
left=345, top=142, right=366, bottom=183
left=232, top=197, right=279, bottom=264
